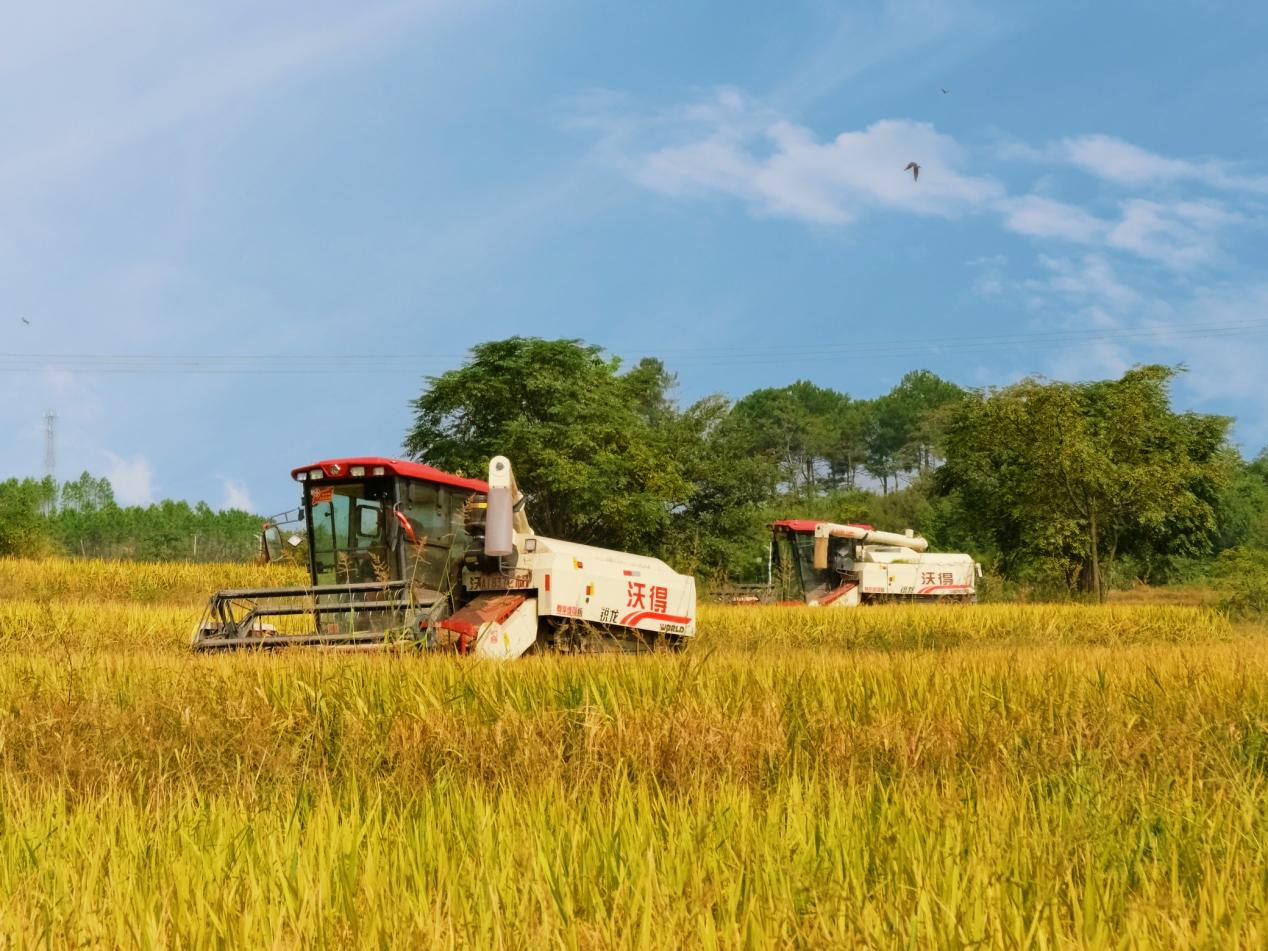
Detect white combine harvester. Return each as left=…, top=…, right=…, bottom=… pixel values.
left=192, top=455, right=695, bottom=657
left=769, top=519, right=980, bottom=606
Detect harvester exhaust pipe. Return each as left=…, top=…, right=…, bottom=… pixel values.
left=485, top=456, right=516, bottom=556
left=484, top=455, right=534, bottom=557
left=812, top=522, right=929, bottom=570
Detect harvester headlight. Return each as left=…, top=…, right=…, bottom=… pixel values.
left=350, top=466, right=366, bottom=477
left=309, top=469, right=324, bottom=480
left=372, top=466, right=386, bottom=476
left=296, top=472, right=307, bottom=482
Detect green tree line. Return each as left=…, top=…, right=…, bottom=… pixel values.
left=0, top=472, right=261, bottom=562
left=6, top=336, right=1264, bottom=597
left=407, top=338, right=1266, bottom=597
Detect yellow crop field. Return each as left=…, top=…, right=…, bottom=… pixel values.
left=0, top=554, right=307, bottom=604
left=0, top=556, right=1265, bottom=947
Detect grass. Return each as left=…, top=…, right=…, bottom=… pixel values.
left=0, top=554, right=305, bottom=604
left=0, top=556, right=1264, bottom=947
left=1107, top=583, right=1218, bottom=607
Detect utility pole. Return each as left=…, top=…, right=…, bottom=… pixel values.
left=43, top=410, right=57, bottom=514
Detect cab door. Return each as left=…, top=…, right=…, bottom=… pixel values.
left=772, top=530, right=806, bottom=602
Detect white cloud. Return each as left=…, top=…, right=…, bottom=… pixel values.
left=586, top=88, right=1268, bottom=404
left=219, top=478, right=255, bottom=513
left=997, top=194, right=1105, bottom=243
left=996, top=194, right=1239, bottom=270
left=607, top=90, right=1003, bottom=225
left=1105, top=198, right=1231, bottom=269
left=1058, top=134, right=1268, bottom=194
left=1061, top=135, right=1198, bottom=186
left=1147, top=285, right=1268, bottom=450
left=974, top=245, right=1268, bottom=442
left=584, top=91, right=1255, bottom=275
left=103, top=452, right=155, bottom=506
left=1030, top=255, right=1142, bottom=309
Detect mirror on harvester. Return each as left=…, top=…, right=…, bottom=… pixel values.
left=356, top=503, right=382, bottom=538
left=260, top=524, right=284, bottom=563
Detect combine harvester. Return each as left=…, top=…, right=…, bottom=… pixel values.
left=767, top=519, right=981, bottom=606
left=192, top=455, right=695, bottom=657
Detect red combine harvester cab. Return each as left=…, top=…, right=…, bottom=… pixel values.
left=287, top=457, right=486, bottom=591
left=196, top=457, right=488, bottom=649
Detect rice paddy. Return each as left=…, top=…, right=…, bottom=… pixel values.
left=0, top=556, right=1264, bottom=947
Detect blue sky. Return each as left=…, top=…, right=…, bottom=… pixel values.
left=3, top=0, right=1266, bottom=514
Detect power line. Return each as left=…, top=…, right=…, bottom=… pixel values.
left=660, top=320, right=1268, bottom=365
left=0, top=316, right=1265, bottom=374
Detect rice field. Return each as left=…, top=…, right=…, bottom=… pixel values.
left=0, top=556, right=1265, bottom=948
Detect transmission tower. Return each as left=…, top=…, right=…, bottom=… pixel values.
left=43, top=411, right=57, bottom=513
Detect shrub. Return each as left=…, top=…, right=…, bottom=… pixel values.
left=1210, top=546, right=1268, bottom=616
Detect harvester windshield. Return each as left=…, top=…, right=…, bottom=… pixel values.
left=305, top=474, right=477, bottom=595
left=308, top=478, right=393, bottom=585
left=772, top=527, right=853, bottom=603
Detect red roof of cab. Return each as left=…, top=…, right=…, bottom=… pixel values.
left=769, top=519, right=823, bottom=533
left=291, top=457, right=488, bottom=494
left=769, top=519, right=875, bottom=533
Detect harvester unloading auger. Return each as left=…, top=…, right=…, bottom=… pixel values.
left=192, top=455, right=696, bottom=657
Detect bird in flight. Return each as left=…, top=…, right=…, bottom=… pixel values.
left=941, top=88, right=950, bottom=94
left=904, top=162, right=921, bottom=182
left=20, top=317, right=29, bottom=325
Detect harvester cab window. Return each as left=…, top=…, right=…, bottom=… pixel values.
left=356, top=504, right=382, bottom=539
left=402, top=482, right=445, bottom=541
left=830, top=539, right=858, bottom=571
left=773, top=530, right=853, bottom=603
left=308, top=479, right=393, bottom=585
left=773, top=532, right=804, bottom=602
left=794, top=532, right=836, bottom=601
left=398, top=481, right=470, bottom=596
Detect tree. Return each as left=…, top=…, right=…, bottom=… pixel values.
left=1218, top=450, right=1268, bottom=553
left=60, top=471, right=115, bottom=512
left=825, top=399, right=874, bottom=490
left=664, top=395, right=782, bottom=579
left=403, top=338, right=689, bottom=553
left=865, top=370, right=964, bottom=492
left=730, top=381, right=851, bottom=493
left=0, top=478, right=56, bottom=556
left=938, top=365, right=1229, bottom=598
